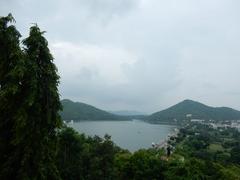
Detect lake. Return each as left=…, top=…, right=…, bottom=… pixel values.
left=69, top=120, right=175, bottom=152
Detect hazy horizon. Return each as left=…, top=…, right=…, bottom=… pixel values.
left=1, top=0, right=240, bottom=113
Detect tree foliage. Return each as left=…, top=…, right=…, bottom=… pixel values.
left=57, top=127, right=122, bottom=180
left=0, top=13, right=26, bottom=179
left=0, top=15, right=62, bottom=180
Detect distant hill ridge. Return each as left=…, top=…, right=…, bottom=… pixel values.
left=148, top=99, right=240, bottom=123
left=60, top=99, right=124, bottom=120
left=60, top=99, right=240, bottom=123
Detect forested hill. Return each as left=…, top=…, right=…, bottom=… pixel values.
left=60, top=99, right=128, bottom=120
left=60, top=99, right=240, bottom=122
left=148, top=99, right=240, bottom=123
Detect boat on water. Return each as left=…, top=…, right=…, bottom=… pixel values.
left=64, top=120, right=74, bottom=125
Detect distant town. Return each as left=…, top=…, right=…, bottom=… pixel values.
left=184, top=114, right=240, bottom=131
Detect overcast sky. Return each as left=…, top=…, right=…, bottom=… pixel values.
left=1, top=0, right=240, bottom=113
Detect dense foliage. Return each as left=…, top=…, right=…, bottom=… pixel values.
left=0, top=13, right=25, bottom=179
left=175, top=123, right=240, bottom=166
left=148, top=99, right=240, bottom=123
left=171, top=123, right=240, bottom=179
left=0, top=14, right=61, bottom=179
left=56, top=127, right=123, bottom=180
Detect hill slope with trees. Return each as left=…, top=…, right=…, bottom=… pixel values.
left=148, top=99, right=240, bottom=123
left=60, top=99, right=127, bottom=120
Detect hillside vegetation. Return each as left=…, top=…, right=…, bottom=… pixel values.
left=61, top=99, right=240, bottom=123
left=148, top=99, right=240, bottom=123
left=60, top=99, right=127, bottom=120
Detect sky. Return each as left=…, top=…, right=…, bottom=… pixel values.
left=1, top=0, right=240, bottom=113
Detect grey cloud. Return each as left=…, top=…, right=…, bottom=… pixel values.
left=78, top=0, right=139, bottom=18
left=0, top=0, right=140, bottom=41
left=1, top=0, right=240, bottom=113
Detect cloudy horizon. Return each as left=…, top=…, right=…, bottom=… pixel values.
left=1, top=0, right=240, bottom=113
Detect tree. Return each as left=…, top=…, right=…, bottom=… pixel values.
left=11, top=25, right=62, bottom=179
left=230, top=145, right=240, bottom=165
left=56, top=127, right=86, bottom=180
left=0, top=14, right=26, bottom=179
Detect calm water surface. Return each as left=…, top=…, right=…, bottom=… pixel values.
left=69, top=120, right=175, bottom=152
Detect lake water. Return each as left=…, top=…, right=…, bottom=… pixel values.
left=69, top=120, right=175, bottom=152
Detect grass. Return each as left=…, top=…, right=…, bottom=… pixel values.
left=208, top=143, right=224, bottom=152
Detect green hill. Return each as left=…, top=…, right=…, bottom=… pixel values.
left=60, top=99, right=126, bottom=121
left=148, top=99, right=240, bottom=123
left=60, top=99, right=240, bottom=122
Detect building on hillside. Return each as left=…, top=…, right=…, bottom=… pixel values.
left=190, top=119, right=205, bottom=123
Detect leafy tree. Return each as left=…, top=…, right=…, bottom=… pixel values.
left=56, top=127, right=86, bottom=180
left=114, top=149, right=166, bottom=180
left=0, top=14, right=26, bottom=179
left=230, top=145, right=240, bottom=165
left=11, top=25, right=62, bottom=179
left=88, top=134, right=118, bottom=179
left=57, top=127, right=122, bottom=180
